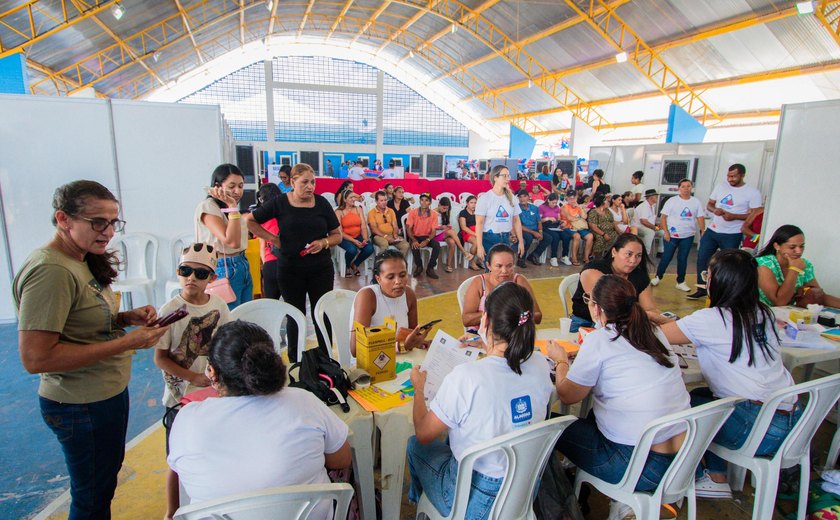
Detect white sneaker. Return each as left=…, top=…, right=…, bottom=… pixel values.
left=549, top=257, right=559, bottom=267
left=608, top=499, right=636, bottom=520
left=675, top=282, right=691, bottom=292
left=650, top=276, right=661, bottom=286
left=560, top=256, right=572, bottom=266
left=695, top=470, right=733, bottom=499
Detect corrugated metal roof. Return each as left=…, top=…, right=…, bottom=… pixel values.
left=5, top=0, right=840, bottom=139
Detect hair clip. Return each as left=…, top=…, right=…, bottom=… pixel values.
left=517, top=310, right=531, bottom=327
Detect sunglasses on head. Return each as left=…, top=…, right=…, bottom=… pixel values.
left=177, top=265, right=214, bottom=280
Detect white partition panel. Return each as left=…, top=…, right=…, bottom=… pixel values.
left=111, top=100, right=223, bottom=304
left=765, top=100, right=840, bottom=294
left=0, top=95, right=119, bottom=321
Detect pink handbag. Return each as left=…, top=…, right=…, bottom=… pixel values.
left=204, top=239, right=237, bottom=304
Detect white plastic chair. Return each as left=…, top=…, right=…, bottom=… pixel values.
left=827, top=425, right=840, bottom=469
left=458, top=192, right=475, bottom=204
left=557, top=273, right=579, bottom=318
left=533, top=199, right=545, bottom=206
left=314, top=289, right=357, bottom=367
left=164, top=233, right=196, bottom=301
left=174, top=483, right=354, bottom=520
left=709, top=373, right=840, bottom=520
left=321, top=192, right=336, bottom=207
left=230, top=299, right=307, bottom=363
left=416, top=416, right=576, bottom=520
left=401, top=213, right=432, bottom=274
left=332, top=240, right=374, bottom=278
left=574, top=397, right=741, bottom=520
left=435, top=191, right=457, bottom=204
left=110, top=232, right=159, bottom=309
left=456, top=276, right=478, bottom=315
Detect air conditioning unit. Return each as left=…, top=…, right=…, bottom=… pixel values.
left=659, top=156, right=698, bottom=187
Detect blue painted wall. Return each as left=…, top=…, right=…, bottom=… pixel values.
left=0, top=53, right=28, bottom=94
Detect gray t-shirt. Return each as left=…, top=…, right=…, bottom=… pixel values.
left=14, top=247, right=131, bottom=403
left=475, top=191, right=521, bottom=233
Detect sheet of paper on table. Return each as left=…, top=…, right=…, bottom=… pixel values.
left=420, top=330, right=483, bottom=402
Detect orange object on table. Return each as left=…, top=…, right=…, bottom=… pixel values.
left=534, top=339, right=579, bottom=356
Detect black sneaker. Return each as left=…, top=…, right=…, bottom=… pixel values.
left=412, top=265, right=423, bottom=277
left=528, top=255, right=543, bottom=266
left=426, top=268, right=439, bottom=279
left=517, top=258, right=527, bottom=268
left=686, top=288, right=707, bottom=300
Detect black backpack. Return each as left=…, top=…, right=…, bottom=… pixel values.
left=289, top=347, right=352, bottom=412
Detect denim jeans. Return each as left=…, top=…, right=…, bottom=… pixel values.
left=522, top=231, right=536, bottom=257
left=695, top=230, right=742, bottom=286
left=482, top=231, right=511, bottom=252
left=556, top=414, right=677, bottom=492
left=532, top=228, right=563, bottom=258
left=339, top=235, right=375, bottom=268
left=40, top=389, right=130, bottom=520
left=655, top=236, right=694, bottom=283
left=216, top=253, right=253, bottom=310
left=690, top=388, right=802, bottom=477
left=569, top=314, right=595, bottom=333
left=407, top=436, right=503, bottom=520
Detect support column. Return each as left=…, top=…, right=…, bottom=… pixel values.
left=376, top=70, right=384, bottom=161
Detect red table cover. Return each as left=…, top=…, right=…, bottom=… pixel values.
left=314, top=178, right=551, bottom=198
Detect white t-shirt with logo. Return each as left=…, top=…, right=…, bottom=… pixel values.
left=475, top=190, right=521, bottom=234
left=567, top=326, right=690, bottom=445
left=676, top=307, right=796, bottom=410
left=348, top=166, right=366, bottom=180
left=168, top=388, right=349, bottom=520
left=708, top=183, right=762, bottom=234
left=430, top=354, right=552, bottom=478
left=631, top=200, right=657, bottom=228
left=660, top=196, right=703, bottom=239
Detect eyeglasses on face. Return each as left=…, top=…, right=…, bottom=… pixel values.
left=582, top=292, right=597, bottom=306
left=77, top=216, right=126, bottom=232
left=177, top=265, right=214, bottom=280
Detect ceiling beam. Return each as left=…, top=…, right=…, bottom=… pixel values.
left=265, top=0, right=280, bottom=46
left=814, top=0, right=840, bottom=48
left=325, top=0, right=355, bottom=42
left=297, top=0, right=317, bottom=39
left=487, top=60, right=840, bottom=122
left=434, top=0, right=630, bottom=82
left=67, top=0, right=165, bottom=87
left=239, top=0, right=246, bottom=46
left=350, top=0, right=393, bottom=46
left=174, top=0, right=205, bottom=64
left=0, top=0, right=120, bottom=58
left=463, top=5, right=797, bottom=102
left=400, top=0, right=501, bottom=60
left=375, top=0, right=440, bottom=54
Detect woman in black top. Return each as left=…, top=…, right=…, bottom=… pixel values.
left=569, top=234, right=670, bottom=332
left=388, top=186, right=412, bottom=233
left=246, top=164, right=341, bottom=361
left=457, top=195, right=481, bottom=271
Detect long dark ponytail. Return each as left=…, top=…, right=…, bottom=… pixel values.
left=484, top=282, right=536, bottom=374
left=592, top=275, right=673, bottom=368
left=707, top=249, right=778, bottom=365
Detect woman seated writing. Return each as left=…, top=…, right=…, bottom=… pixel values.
left=407, top=282, right=553, bottom=519
left=755, top=224, right=840, bottom=308
left=167, top=321, right=351, bottom=519
left=461, top=244, right=542, bottom=333
left=661, top=249, right=801, bottom=498
left=569, top=234, right=670, bottom=332
left=547, top=275, right=690, bottom=520
left=350, top=250, right=430, bottom=356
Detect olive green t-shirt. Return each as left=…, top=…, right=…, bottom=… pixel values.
left=13, top=247, right=131, bottom=404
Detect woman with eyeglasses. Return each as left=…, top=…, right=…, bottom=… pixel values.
left=569, top=234, right=671, bottom=332
left=548, top=275, right=690, bottom=520
left=14, top=180, right=169, bottom=518
left=474, top=165, right=525, bottom=262
left=194, top=163, right=252, bottom=309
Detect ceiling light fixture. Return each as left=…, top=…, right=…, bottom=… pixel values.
left=265, top=0, right=274, bottom=11
left=796, top=1, right=815, bottom=14
left=528, top=79, right=533, bottom=88
left=451, top=24, right=457, bottom=34
left=408, top=50, right=414, bottom=58
left=615, top=51, right=628, bottom=63
left=111, top=3, right=125, bottom=20
left=153, top=51, right=161, bottom=62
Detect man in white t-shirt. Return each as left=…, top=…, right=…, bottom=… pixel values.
left=687, top=163, right=762, bottom=299
left=651, top=179, right=705, bottom=292
left=632, top=189, right=664, bottom=255
left=381, top=159, right=398, bottom=179
left=629, top=170, right=645, bottom=206
left=348, top=161, right=366, bottom=181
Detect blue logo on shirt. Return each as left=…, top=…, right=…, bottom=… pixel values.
left=496, top=206, right=510, bottom=219
left=679, top=207, right=693, bottom=217
left=719, top=194, right=734, bottom=206
left=511, top=395, right=533, bottom=425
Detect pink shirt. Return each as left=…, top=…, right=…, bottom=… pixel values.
left=539, top=204, right=561, bottom=221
